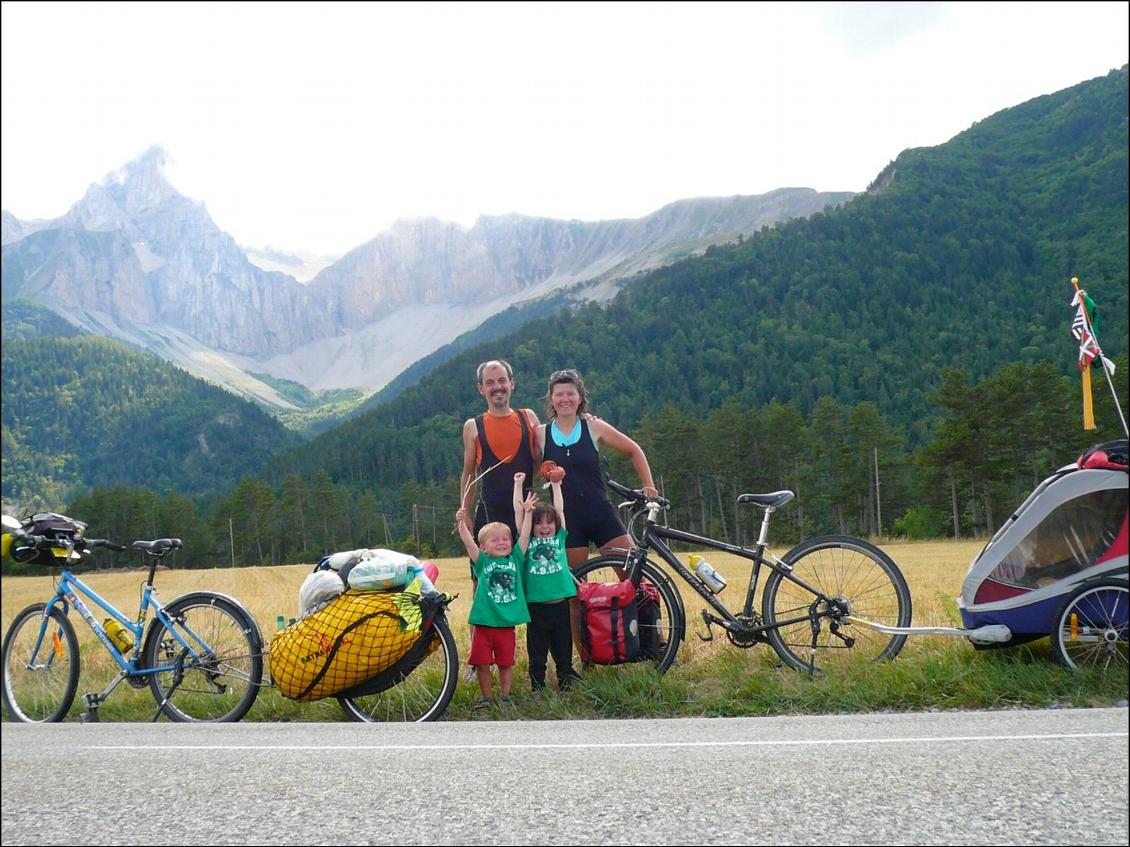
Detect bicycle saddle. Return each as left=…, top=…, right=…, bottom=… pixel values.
left=737, top=491, right=795, bottom=509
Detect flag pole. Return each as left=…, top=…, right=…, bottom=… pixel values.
left=1072, top=277, right=1128, bottom=438
left=1071, top=277, right=1097, bottom=430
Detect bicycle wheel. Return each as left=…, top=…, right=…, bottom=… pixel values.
left=338, top=615, right=458, bottom=722
left=143, top=592, right=263, bottom=722
left=1051, top=578, right=1128, bottom=672
left=2, top=603, right=80, bottom=723
left=572, top=555, right=683, bottom=673
left=762, top=535, right=911, bottom=674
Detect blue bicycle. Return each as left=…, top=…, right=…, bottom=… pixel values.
left=2, top=513, right=264, bottom=723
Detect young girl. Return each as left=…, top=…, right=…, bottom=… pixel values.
left=513, top=470, right=580, bottom=693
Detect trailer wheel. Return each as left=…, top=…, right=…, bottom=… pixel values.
left=1051, top=578, right=1128, bottom=672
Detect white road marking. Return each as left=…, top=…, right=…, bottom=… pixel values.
left=91, top=731, right=1128, bottom=752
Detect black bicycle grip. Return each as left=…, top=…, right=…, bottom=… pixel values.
left=15, top=531, right=50, bottom=548
left=88, top=538, right=128, bottom=552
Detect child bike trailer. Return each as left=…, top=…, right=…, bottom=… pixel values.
left=955, top=439, right=1128, bottom=668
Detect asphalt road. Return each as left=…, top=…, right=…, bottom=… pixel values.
left=2, top=707, right=1127, bottom=845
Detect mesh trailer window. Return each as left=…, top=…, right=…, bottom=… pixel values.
left=988, top=489, right=1127, bottom=589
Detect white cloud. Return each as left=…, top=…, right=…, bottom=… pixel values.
left=2, top=1, right=1126, bottom=256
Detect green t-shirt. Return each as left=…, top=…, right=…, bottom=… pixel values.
left=469, top=548, right=530, bottom=627
left=523, top=528, right=577, bottom=603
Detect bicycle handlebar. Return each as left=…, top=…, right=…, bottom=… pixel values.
left=606, top=478, right=671, bottom=510
left=12, top=531, right=127, bottom=552
left=12, top=531, right=49, bottom=550
left=88, top=538, right=129, bottom=552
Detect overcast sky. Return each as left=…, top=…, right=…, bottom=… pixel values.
left=2, top=1, right=1127, bottom=257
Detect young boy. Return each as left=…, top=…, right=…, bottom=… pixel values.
left=513, top=470, right=579, bottom=694
left=455, top=480, right=537, bottom=710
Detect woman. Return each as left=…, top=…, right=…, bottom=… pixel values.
left=537, top=369, right=659, bottom=569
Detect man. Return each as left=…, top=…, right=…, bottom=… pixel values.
left=458, top=359, right=541, bottom=681
left=459, top=360, right=541, bottom=538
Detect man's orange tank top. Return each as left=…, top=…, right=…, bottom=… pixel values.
left=476, top=410, right=537, bottom=466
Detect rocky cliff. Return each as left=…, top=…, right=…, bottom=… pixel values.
left=1, top=146, right=856, bottom=403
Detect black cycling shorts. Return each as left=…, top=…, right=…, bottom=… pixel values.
left=563, top=499, right=627, bottom=550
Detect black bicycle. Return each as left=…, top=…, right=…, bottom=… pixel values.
left=574, top=480, right=913, bottom=676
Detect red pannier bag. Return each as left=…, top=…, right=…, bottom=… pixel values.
left=577, top=579, right=641, bottom=664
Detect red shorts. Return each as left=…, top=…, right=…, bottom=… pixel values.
left=468, top=625, right=516, bottom=667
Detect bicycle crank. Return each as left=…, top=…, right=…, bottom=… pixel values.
left=726, top=615, right=765, bottom=648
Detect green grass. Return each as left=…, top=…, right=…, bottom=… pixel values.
left=4, top=543, right=1126, bottom=722
left=21, top=633, right=1126, bottom=723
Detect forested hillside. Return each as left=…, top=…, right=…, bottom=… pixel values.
left=272, top=68, right=1127, bottom=489
left=1, top=336, right=300, bottom=509
left=1, top=300, right=87, bottom=341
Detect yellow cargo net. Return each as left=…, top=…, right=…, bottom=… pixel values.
left=270, top=583, right=433, bottom=701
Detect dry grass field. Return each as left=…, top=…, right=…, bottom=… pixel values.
left=4, top=539, right=1122, bottom=721
left=0, top=539, right=982, bottom=681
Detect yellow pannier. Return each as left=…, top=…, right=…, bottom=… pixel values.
left=270, top=586, right=433, bottom=702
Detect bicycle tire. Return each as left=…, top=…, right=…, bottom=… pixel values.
left=572, top=555, right=684, bottom=673
left=143, top=592, right=263, bottom=722
left=762, top=535, right=911, bottom=674
left=338, top=615, right=459, bottom=722
left=1051, top=578, right=1128, bottom=672
left=2, top=603, right=80, bottom=723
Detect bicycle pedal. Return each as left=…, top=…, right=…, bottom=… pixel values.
left=80, top=708, right=100, bottom=723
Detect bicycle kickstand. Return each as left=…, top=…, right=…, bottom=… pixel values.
left=82, top=692, right=102, bottom=723
left=807, top=613, right=822, bottom=680
left=697, top=609, right=715, bottom=642
left=82, top=671, right=130, bottom=722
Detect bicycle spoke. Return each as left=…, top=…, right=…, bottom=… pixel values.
left=764, top=537, right=911, bottom=673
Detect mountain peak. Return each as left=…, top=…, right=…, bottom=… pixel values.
left=101, top=144, right=182, bottom=215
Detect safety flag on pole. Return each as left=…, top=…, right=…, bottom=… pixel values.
left=1070, top=277, right=1115, bottom=431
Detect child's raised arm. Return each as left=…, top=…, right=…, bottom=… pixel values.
left=512, top=472, right=526, bottom=531
left=516, top=490, right=537, bottom=554
left=549, top=479, right=566, bottom=532
left=455, top=508, right=480, bottom=563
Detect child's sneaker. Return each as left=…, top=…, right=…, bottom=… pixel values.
left=472, top=696, right=492, bottom=712
left=463, top=664, right=477, bottom=683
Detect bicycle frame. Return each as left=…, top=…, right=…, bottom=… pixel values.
left=629, top=502, right=831, bottom=637
left=38, top=567, right=214, bottom=681
left=627, top=498, right=1011, bottom=646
